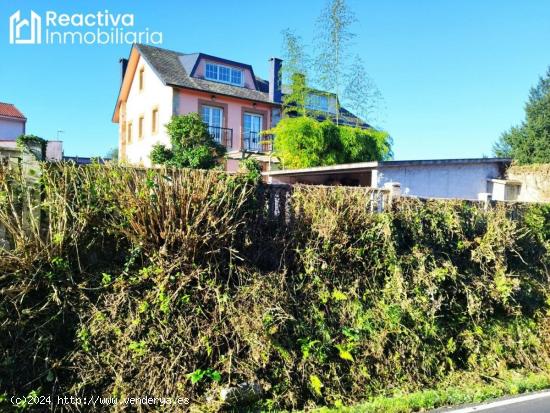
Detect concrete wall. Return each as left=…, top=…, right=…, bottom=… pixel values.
left=0, top=117, right=25, bottom=140
left=121, top=55, right=173, bottom=166
left=506, top=165, right=550, bottom=202
left=375, top=162, right=502, bottom=200
left=45, top=140, right=63, bottom=161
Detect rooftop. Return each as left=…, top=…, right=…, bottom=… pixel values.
left=0, top=102, right=26, bottom=120
left=263, top=158, right=512, bottom=176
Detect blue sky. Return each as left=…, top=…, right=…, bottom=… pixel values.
left=1, top=0, right=549, bottom=159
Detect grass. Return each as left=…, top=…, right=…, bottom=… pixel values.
left=308, top=370, right=550, bottom=413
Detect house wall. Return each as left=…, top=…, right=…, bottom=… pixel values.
left=0, top=117, right=25, bottom=140
left=375, top=162, right=502, bottom=200
left=121, top=55, right=173, bottom=167
left=174, top=89, right=273, bottom=170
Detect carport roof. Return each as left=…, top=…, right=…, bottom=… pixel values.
left=263, top=158, right=512, bottom=177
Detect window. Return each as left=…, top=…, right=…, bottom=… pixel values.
left=231, top=69, right=242, bottom=85
left=152, top=108, right=158, bottom=134
left=243, top=112, right=263, bottom=151
left=204, top=62, right=243, bottom=86
left=205, top=63, right=218, bottom=80
left=307, top=94, right=329, bottom=112
left=138, top=116, right=144, bottom=139
left=139, top=67, right=144, bottom=91
left=201, top=105, right=223, bottom=143
left=127, top=121, right=132, bottom=143
left=219, top=66, right=230, bottom=82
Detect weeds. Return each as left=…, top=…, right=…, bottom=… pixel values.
left=0, top=164, right=549, bottom=411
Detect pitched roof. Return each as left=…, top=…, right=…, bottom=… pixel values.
left=135, top=44, right=273, bottom=104
left=0, top=102, right=26, bottom=120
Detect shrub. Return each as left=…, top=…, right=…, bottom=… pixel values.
left=0, top=164, right=549, bottom=412
left=270, top=117, right=391, bottom=169
left=150, top=113, right=225, bottom=169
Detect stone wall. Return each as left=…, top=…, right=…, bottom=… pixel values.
left=506, top=164, right=550, bottom=202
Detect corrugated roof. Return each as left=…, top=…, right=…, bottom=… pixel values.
left=0, top=102, right=26, bottom=120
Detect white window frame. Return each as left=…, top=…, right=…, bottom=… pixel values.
left=204, top=62, right=244, bottom=87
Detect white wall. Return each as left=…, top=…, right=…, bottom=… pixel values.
left=46, top=140, right=63, bottom=161
left=375, top=162, right=502, bottom=200
left=0, top=117, right=25, bottom=140
left=122, top=55, right=173, bottom=166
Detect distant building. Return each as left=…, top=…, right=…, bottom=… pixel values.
left=264, top=158, right=512, bottom=201
left=0, top=102, right=65, bottom=162
left=0, top=102, right=26, bottom=147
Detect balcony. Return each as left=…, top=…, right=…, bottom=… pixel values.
left=242, top=131, right=273, bottom=153
left=206, top=125, right=233, bottom=149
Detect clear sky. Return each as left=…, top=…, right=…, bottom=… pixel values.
left=1, top=0, right=549, bottom=160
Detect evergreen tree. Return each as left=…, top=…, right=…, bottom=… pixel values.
left=494, top=67, right=550, bottom=164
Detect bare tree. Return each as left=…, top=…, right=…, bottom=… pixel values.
left=343, top=55, right=384, bottom=126
left=314, top=0, right=357, bottom=125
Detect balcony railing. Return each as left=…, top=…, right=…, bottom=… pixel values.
left=206, top=125, right=233, bottom=149
left=242, top=131, right=273, bottom=153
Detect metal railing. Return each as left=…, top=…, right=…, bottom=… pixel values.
left=206, top=125, right=233, bottom=149
left=242, top=131, right=273, bottom=152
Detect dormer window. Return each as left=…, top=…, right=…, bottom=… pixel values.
left=205, top=62, right=243, bottom=86
left=307, top=94, right=330, bottom=112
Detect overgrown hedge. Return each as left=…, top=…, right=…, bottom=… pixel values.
left=1, top=164, right=549, bottom=412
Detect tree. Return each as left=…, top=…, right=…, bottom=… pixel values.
left=493, top=67, right=550, bottom=164
left=270, top=117, right=342, bottom=169
left=269, top=117, right=391, bottom=169
left=106, top=147, right=119, bottom=161
left=281, top=30, right=311, bottom=117
left=150, top=113, right=225, bottom=169
left=343, top=55, right=383, bottom=126
left=314, top=0, right=357, bottom=125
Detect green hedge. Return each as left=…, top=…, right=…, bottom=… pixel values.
left=0, top=164, right=549, bottom=412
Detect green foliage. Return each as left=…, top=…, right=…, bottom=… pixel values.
left=310, top=371, right=550, bottom=412
left=339, top=125, right=392, bottom=162
left=271, top=117, right=391, bottom=168
left=149, top=113, right=225, bottom=169
left=105, top=147, right=119, bottom=161
left=187, top=368, right=222, bottom=385
left=1, top=163, right=550, bottom=411
left=239, top=158, right=262, bottom=183
left=494, top=67, right=550, bottom=164
left=283, top=73, right=310, bottom=118
left=16, top=134, right=47, bottom=160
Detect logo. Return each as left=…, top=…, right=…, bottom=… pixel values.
left=8, top=10, right=162, bottom=46
left=9, top=10, right=42, bottom=44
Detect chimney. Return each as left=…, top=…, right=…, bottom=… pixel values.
left=119, top=58, right=128, bottom=83
left=269, top=57, right=282, bottom=103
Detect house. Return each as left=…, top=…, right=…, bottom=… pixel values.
left=0, top=102, right=64, bottom=162
left=264, top=158, right=513, bottom=201
left=112, top=44, right=366, bottom=169
left=0, top=102, right=27, bottom=148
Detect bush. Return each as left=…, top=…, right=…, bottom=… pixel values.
left=270, top=117, right=391, bottom=169
left=150, top=113, right=225, bottom=169
left=0, top=164, right=549, bottom=412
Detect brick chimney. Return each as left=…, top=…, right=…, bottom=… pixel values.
left=269, top=57, right=282, bottom=104
left=119, top=58, right=128, bottom=83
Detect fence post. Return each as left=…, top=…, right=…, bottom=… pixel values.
left=383, top=182, right=401, bottom=209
